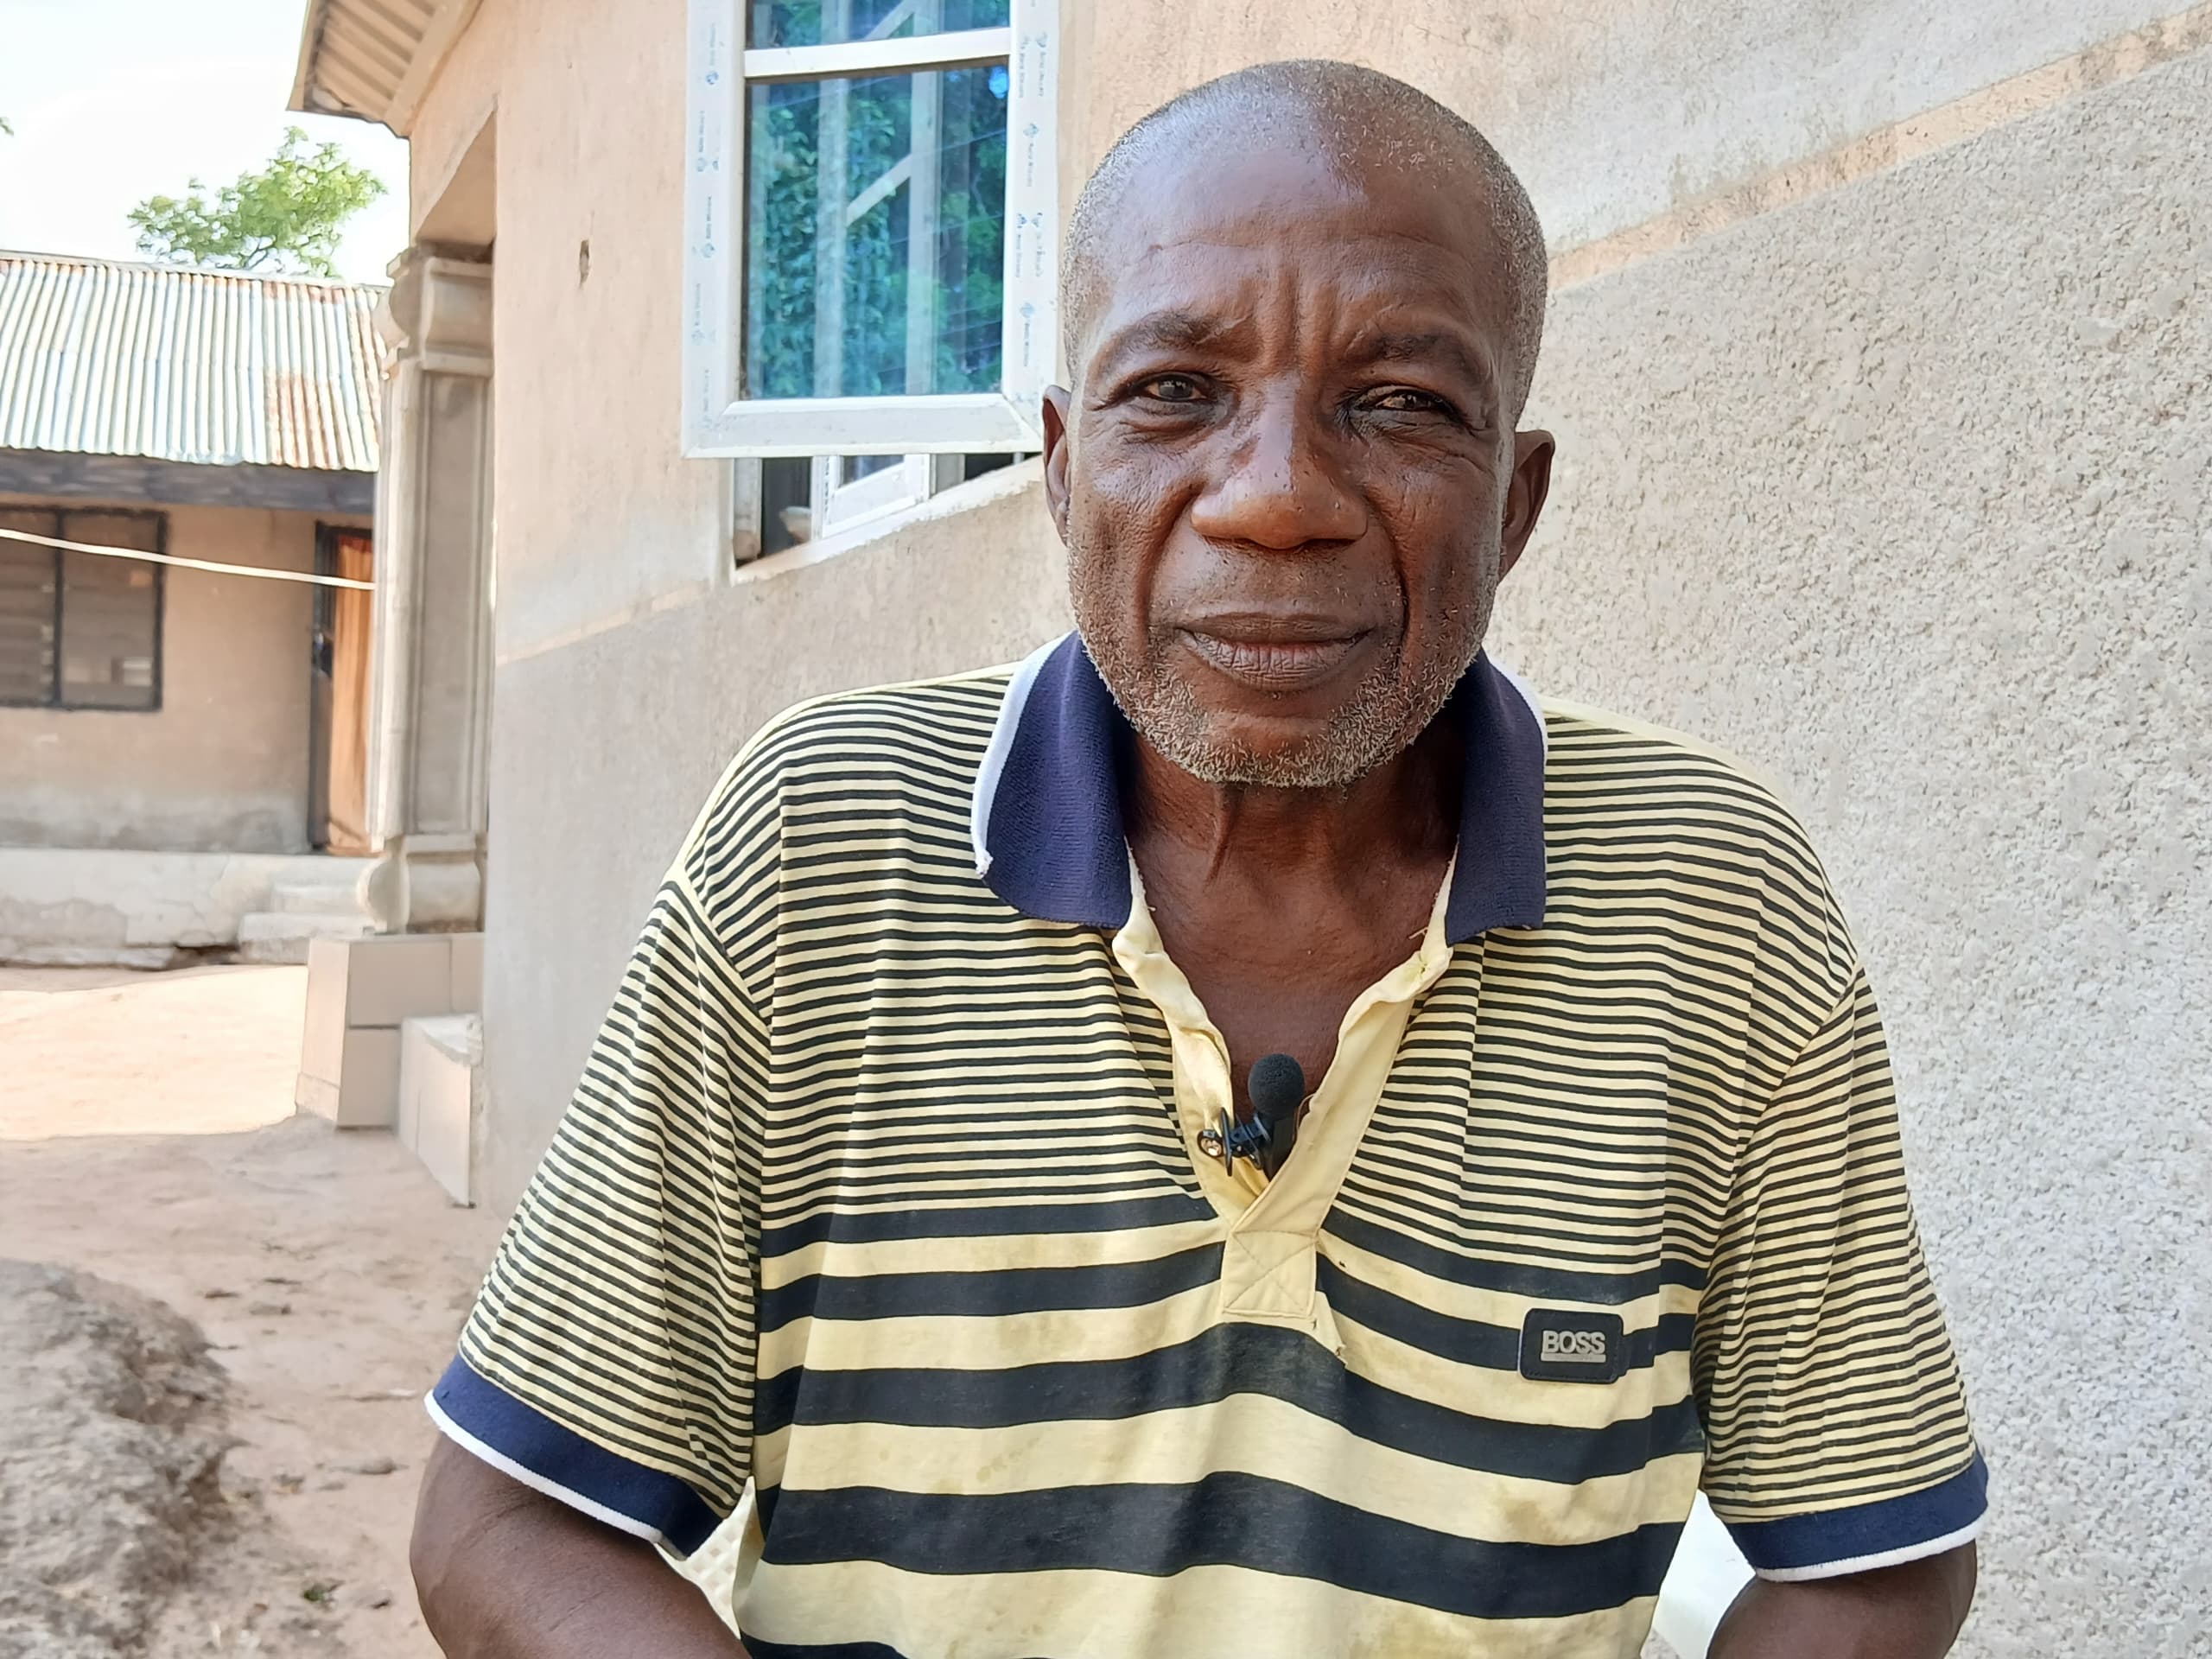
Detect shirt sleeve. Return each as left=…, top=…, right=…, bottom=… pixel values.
left=426, top=874, right=761, bottom=1557
left=1694, top=962, right=1987, bottom=1580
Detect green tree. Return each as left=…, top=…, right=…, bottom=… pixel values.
left=129, top=127, right=385, bottom=278
left=747, top=67, right=1006, bottom=399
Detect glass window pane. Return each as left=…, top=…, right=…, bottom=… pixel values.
left=758, top=455, right=816, bottom=556
left=745, top=60, right=1007, bottom=399
left=0, top=510, right=59, bottom=706
left=750, top=0, right=1008, bottom=49
left=57, top=512, right=160, bottom=710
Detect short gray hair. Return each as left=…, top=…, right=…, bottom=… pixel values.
left=1061, top=60, right=1548, bottom=421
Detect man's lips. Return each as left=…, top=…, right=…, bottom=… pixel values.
left=1177, top=623, right=1370, bottom=691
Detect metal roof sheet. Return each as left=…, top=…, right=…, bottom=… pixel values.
left=289, top=0, right=461, bottom=137
left=0, top=251, right=384, bottom=474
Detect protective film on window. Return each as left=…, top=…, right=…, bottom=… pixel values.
left=744, top=61, right=1010, bottom=400
left=749, top=0, right=1010, bottom=49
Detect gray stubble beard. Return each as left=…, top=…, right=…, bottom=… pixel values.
left=1072, top=553, right=1494, bottom=791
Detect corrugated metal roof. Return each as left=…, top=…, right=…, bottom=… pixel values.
left=0, top=252, right=383, bottom=474
left=290, top=0, right=467, bottom=137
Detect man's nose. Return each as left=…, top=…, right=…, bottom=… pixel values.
left=1187, top=393, right=1366, bottom=552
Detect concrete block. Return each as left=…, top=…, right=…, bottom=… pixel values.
left=337, top=1027, right=402, bottom=1129
left=298, top=936, right=353, bottom=1087
left=271, top=862, right=372, bottom=914
left=401, top=1015, right=482, bottom=1205
left=394, top=1039, right=423, bottom=1154
left=238, top=911, right=376, bottom=965
left=340, top=934, right=456, bottom=1027
left=448, top=931, right=485, bottom=1014
left=299, top=1025, right=401, bottom=1129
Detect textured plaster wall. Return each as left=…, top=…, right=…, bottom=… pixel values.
left=0, top=500, right=352, bottom=853
left=407, top=0, right=730, bottom=667
left=419, top=0, right=2211, bottom=667
left=1061, top=0, right=2204, bottom=255
left=1490, top=48, right=2211, bottom=1658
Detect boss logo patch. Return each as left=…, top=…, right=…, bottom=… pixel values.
left=1519, top=1309, right=1626, bottom=1383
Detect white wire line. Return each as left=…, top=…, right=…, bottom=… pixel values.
left=0, top=523, right=377, bottom=590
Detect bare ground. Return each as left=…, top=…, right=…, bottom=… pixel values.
left=0, top=965, right=505, bottom=1657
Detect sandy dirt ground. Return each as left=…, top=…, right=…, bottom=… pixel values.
left=0, top=964, right=506, bottom=1656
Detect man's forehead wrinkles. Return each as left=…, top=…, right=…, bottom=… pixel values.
left=1090, top=270, right=1494, bottom=372
left=1348, top=325, right=1497, bottom=388
left=1094, top=308, right=1253, bottom=361
left=1121, top=215, right=1488, bottom=268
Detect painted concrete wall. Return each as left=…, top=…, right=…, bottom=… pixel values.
left=0, top=499, right=364, bottom=853
left=477, top=467, right=1069, bottom=1203
left=1491, top=48, right=2211, bottom=1654
left=412, top=3, right=2211, bottom=1652
left=1061, top=1, right=2207, bottom=276
left=407, top=0, right=729, bottom=668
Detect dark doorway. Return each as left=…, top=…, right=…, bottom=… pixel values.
left=308, top=524, right=375, bottom=854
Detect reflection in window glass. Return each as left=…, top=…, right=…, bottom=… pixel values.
left=0, top=512, right=59, bottom=705
left=757, top=456, right=816, bottom=558
left=745, top=61, right=1008, bottom=399
left=749, top=0, right=1009, bottom=49
left=59, top=553, right=159, bottom=709
left=0, top=507, right=161, bottom=710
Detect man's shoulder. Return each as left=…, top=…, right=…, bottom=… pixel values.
left=1535, top=696, right=1837, bottom=894
left=1540, top=697, right=1802, bottom=818
left=668, top=664, right=1023, bottom=963
left=685, top=662, right=1018, bottom=857
left=739, top=662, right=1017, bottom=778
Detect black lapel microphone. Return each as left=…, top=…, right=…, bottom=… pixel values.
left=1249, top=1053, right=1307, bottom=1177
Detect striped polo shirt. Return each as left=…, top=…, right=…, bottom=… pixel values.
left=430, top=632, right=1986, bottom=1657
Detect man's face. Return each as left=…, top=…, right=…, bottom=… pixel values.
left=1045, top=141, right=1552, bottom=789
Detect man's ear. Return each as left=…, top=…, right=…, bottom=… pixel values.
left=1042, top=386, right=1074, bottom=544
left=1498, top=429, right=1554, bottom=580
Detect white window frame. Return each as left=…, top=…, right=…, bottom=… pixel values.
left=810, top=453, right=980, bottom=538
left=682, top=0, right=1059, bottom=461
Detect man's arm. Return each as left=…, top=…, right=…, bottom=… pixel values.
left=1709, top=1544, right=1978, bottom=1659
left=412, top=1438, right=748, bottom=1659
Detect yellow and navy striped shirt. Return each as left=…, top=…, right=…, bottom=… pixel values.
left=431, top=635, right=1984, bottom=1657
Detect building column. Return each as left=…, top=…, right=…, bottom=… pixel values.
left=363, top=249, right=493, bottom=931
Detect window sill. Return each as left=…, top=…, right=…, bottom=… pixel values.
left=730, top=456, right=1044, bottom=585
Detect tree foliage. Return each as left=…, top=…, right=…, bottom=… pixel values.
left=747, top=60, right=1006, bottom=399
left=129, top=128, right=385, bottom=279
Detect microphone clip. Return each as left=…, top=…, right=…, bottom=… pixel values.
left=1209, top=1109, right=1274, bottom=1173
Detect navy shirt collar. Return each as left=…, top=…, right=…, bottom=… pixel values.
left=971, top=632, right=1548, bottom=943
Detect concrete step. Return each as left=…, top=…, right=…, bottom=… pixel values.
left=270, top=859, right=373, bottom=916
left=398, top=1014, right=483, bottom=1204
left=236, top=911, right=378, bottom=965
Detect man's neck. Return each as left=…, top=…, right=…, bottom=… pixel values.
left=1123, top=718, right=1461, bottom=892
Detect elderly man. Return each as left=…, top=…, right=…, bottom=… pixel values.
left=412, top=60, right=1984, bottom=1659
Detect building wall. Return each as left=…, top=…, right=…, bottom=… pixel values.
left=0, top=499, right=365, bottom=852
left=1493, top=48, right=2212, bottom=1656
left=1060, top=0, right=2205, bottom=254
left=414, top=3, right=2211, bottom=1651
left=408, top=0, right=728, bottom=668
left=479, top=468, right=1068, bottom=1199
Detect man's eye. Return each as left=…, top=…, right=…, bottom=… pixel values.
left=1365, top=388, right=1449, bottom=414
left=1138, top=375, right=1205, bottom=403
